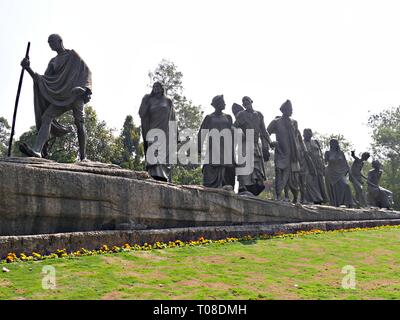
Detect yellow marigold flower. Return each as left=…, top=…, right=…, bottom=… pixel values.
left=32, top=252, right=42, bottom=260
left=123, top=243, right=131, bottom=250
left=112, top=246, right=121, bottom=253
left=6, top=253, right=17, bottom=263
left=19, top=253, right=29, bottom=261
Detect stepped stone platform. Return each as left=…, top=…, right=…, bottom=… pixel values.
left=1, top=219, right=400, bottom=258
left=0, top=157, right=399, bottom=239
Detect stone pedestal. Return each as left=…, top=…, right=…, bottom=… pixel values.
left=0, top=157, right=399, bottom=236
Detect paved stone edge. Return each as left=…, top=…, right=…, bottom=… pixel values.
left=1, top=219, right=400, bottom=258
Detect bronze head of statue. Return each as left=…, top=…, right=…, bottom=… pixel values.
left=303, top=128, right=313, bottom=141
left=48, top=34, right=65, bottom=53
left=329, top=138, right=340, bottom=151
left=361, top=152, right=371, bottom=161
left=280, top=100, right=293, bottom=117
left=151, top=82, right=165, bottom=96
left=211, top=95, right=225, bottom=112
left=372, top=159, right=381, bottom=170
left=242, top=96, right=253, bottom=111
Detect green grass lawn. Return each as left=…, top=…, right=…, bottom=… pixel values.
left=1, top=227, right=400, bottom=300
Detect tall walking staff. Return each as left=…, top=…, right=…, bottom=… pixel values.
left=7, top=42, right=31, bottom=157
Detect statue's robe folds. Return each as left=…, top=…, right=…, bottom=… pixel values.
left=324, top=150, right=353, bottom=207
left=304, top=139, right=328, bottom=203
left=350, top=158, right=367, bottom=207
left=139, top=94, right=176, bottom=182
left=297, top=135, right=320, bottom=203
left=198, top=112, right=235, bottom=188
left=367, top=169, right=393, bottom=209
left=234, top=110, right=270, bottom=195
left=267, top=116, right=301, bottom=197
left=33, top=49, right=92, bottom=137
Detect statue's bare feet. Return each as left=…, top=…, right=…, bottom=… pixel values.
left=30, top=150, right=42, bottom=158
left=19, top=143, right=42, bottom=158
left=222, top=185, right=234, bottom=192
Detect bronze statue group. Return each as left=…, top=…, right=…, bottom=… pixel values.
left=139, top=81, right=393, bottom=210
left=18, top=34, right=394, bottom=210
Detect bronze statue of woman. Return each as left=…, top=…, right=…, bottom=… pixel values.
left=324, top=139, right=353, bottom=207
left=198, top=95, right=235, bottom=189
left=303, top=128, right=328, bottom=204
left=139, top=82, right=176, bottom=182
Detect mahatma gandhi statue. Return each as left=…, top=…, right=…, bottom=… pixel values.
left=20, top=34, right=92, bottom=161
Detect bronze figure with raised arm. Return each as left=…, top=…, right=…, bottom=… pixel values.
left=349, top=150, right=370, bottom=207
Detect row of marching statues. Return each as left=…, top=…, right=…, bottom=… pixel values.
left=139, top=83, right=394, bottom=209
left=17, top=35, right=392, bottom=209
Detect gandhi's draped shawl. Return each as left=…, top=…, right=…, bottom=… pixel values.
left=33, top=49, right=92, bottom=136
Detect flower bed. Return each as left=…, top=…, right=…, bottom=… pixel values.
left=2, top=225, right=399, bottom=264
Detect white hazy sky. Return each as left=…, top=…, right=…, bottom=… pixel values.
left=1, top=0, right=400, bottom=152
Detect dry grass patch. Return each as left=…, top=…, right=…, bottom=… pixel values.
left=0, top=279, right=12, bottom=287
left=174, top=279, right=232, bottom=290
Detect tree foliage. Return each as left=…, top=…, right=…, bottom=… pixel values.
left=368, top=106, right=400, bottom=209
left=148, top=59, right=183, bottom=98
left=0, top=117, right=11, bottom=156
left=314, top=132, right=354, bottom=156
left=117, top=115, right=145, bottom=170
left=174, top=95, right=203, bottom=133
left=148, top=59, right=203, bottom=133
left=83, top=106, right=121, bottom=163
left=368, top=106, right=400, bottom=159
left=172, top=166, right=203, bottom=185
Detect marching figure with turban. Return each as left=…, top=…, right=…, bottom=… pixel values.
left=267, top=100, right=302, bottom=203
